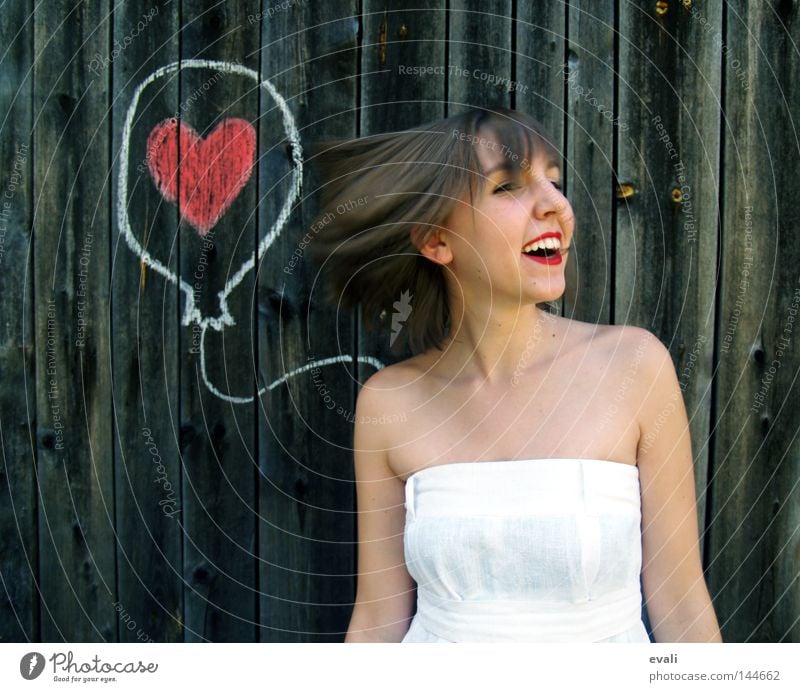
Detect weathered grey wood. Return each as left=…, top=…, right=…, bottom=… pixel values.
left=178, top=0, right=260, bottom=641
left=708, top=0, right=800, bottom=643
left=516, top=0, right=565, bottom=140
left=258, top=0, right=361, bottom=643
left=361, top=2, right=446, bottom=131
left=448, top=1, right=512, bottom=111
left=0, top=0, right=796, bottom=646
left=563, top=1, right=615, bottom=324
left=111, top=0, right=182, bottom=643
left=350, top=0, right=446, bottom=635
left=516, top=0, right=566, bottom=316
left=358, top=1, right=447, bottom=377
left=0, top=0, right=35, bottom=643
left=616, top=0, right=720, bottom=539
left=33, top=0, right=116, bottom=641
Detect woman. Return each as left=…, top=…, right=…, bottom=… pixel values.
left=308, top=106, right=722, bottom=643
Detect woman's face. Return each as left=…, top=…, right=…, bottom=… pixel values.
left=437, top=133, right=575, bottom=307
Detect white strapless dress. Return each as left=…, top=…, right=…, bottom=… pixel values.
left=401, top=458, right=651, bottom=643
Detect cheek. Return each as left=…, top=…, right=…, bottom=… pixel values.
left=557, top=201, right=576, bottom=233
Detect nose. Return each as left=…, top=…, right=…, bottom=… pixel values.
left=530, top=177, right=570, bottom=220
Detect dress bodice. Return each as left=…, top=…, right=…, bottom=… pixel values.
left=401, top=458, right=650, bottom=643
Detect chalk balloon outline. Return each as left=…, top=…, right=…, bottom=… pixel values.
left=119, top=60, right=383, bottom=404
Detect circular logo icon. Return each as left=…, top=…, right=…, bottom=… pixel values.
left=20, top=652, right=45, bottom=680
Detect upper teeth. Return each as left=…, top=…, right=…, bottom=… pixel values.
left=523, top=237, right=561, bottom=252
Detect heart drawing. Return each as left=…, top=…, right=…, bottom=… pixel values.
left=146, top=117, right=256, bottom=236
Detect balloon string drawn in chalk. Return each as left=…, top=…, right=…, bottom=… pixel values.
left=198, top=321, right=386, bottom=405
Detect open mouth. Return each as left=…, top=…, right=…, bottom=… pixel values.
left=522, top=234, right=564, bottom=265
left=522, top=248, right=563, bottom=265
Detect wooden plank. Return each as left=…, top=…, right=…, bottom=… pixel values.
left=258, top=0, right=361, bottom=643
left=111, top=0, right=182, bottom=643
left=516, top=0, right=566, bottom=315
left=708, top=0, right=800, bottom=643
left=516, top=0, right=565, bottom=140
left=33, top=0, right=116, bottom=640
left=0, top=0, right=35, bottom=643
left=563, top=1, right=615, bottom=323
left=358, top=0, right=446, bottom=376
left=448, top=1, right=512, bottom=110
left=616, top=0, right=722, bottom=640
left=361, top=1, right=446, bottom=132
left=346, top=0, right=446, bottom=637
left=617, top=0, right=720, bottom=542
left=178, top=1, right=260, bottom=641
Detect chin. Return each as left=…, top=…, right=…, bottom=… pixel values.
left=530, top=280, right=566, bottom=304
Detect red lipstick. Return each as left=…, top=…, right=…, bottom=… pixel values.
left=522, top=231, right=564, bottom=266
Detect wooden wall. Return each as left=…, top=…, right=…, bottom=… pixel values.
left=0, top=0, right=797, bottom=643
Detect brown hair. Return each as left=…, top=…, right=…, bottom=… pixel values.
left=305, top=105, right=561, bottom=357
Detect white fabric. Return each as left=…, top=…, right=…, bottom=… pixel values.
left=401, top=458, right=651, bottom=643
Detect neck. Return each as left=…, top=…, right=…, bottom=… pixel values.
left=435, top=302, right=558, bottom=385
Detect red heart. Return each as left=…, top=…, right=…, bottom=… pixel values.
left=146, top=117, right=256, bottom=236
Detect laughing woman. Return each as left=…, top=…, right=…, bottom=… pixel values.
left=308, top=106, right=722, bottom=643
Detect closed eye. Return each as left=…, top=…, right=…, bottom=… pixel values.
left=492, top=181, right=517, bottom=194
left=494, top=180, right=563, bottom=194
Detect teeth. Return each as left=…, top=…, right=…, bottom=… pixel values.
left=523, top=237, right=561, bottom=253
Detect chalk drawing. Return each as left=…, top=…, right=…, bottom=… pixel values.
left=119, top=60, right=384, bottom=404
left=146, top=117, right=256, bottom=236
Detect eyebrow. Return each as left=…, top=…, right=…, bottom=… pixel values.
left=484, top=159, right=561, bottom=176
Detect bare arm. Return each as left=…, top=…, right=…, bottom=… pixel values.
left=345, top=374, right=416, bottom=642
left=633, top=329, right=722, bottom=642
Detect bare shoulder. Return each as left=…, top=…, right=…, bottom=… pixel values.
left=556, top=316, right=664, bottom=365
left=598, top=326, right=682, bottom=447
left=356, top=357, right=422, bottom=422
left=606, top=324, right=672, bottom=375
left=358, top=357, right=423, bottom=398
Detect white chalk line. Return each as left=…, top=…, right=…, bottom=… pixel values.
left=120, top=61, right=384, bottom=404
left=198, top=321, right=385, bottom=404
left=119, top=59, right=302, bottom=332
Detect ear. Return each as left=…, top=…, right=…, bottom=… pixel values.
left=410, top=226, right=453, bottom=266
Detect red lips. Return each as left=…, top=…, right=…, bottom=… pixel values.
left=523, top=230, right=562, bottom=248
left=522, top=230, right=564, bottom=265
